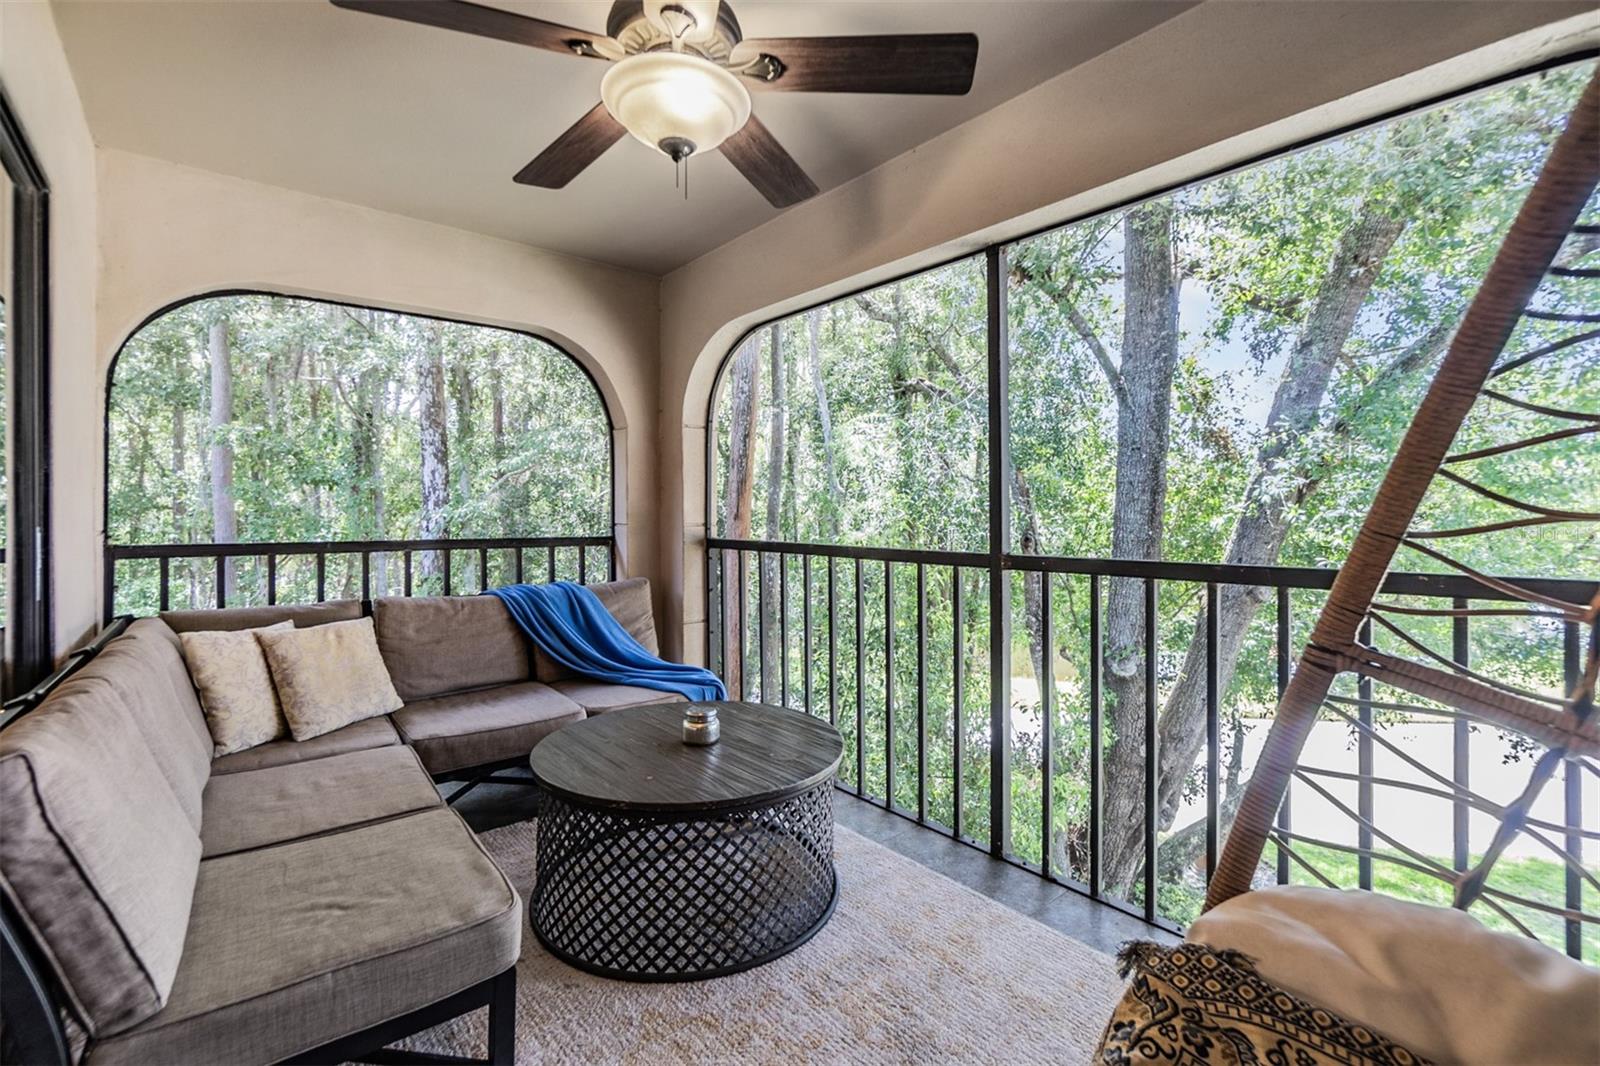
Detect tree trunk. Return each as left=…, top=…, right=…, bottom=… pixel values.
left=719, top=336, right=762, bottom=695
left=761, top=324, right=786, bottom=700
left=453, top=359, right=474, bottom=516
left=418, top=323, right=449, bottom=582
left=1144, top=205, right=1408, bottom=872
left=208, top=319, right=238, bottom=604
left=1100, top=202, right=1182, bottom=895
left=807, top=309, right=841, bottom=537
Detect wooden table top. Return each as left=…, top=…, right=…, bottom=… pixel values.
left=528, top=701, right=844, bottom=812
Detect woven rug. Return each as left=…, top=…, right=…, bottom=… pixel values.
left=399, top=820, right=1122, bottom=1064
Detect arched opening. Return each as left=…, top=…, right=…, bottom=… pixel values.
left=105, top=291, right=615, bottom=615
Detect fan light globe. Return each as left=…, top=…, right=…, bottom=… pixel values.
left=600, top=52, right=751, bottom=159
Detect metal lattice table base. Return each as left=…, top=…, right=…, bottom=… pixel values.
left=531, top=782, right=837, bottom=981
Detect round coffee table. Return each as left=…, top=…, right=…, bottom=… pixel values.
left=528, top=700, right=844, bottom=981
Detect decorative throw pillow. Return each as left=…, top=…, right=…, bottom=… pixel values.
left=257, top=617, right=404, bottom=741
left=180, top=621, right=295, bottom=755
left=1096, top=941, right=1430, bottom=1066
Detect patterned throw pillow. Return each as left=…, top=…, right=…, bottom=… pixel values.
left=1097, top=941, right=1430, bottom=1066
left=180, top=622, right=295, bottom=755
left=257, top=618, right=404, bottom=741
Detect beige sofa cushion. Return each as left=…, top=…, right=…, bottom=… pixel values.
left=552, top=678, right=686, bottom=715
left=160, top=599, right=364, bottom=633
left=393, top=681, right=584, bottom=774
left=0, top=677, right=201, bottom=1037
left=372, top=595, right=531, bottom=701
left=209, top=715, right=401, bottom=775
left=199, top=745, right=441, bottom=857
left=1188, top=884, right=1600, bottom=1065
left=258, top=618, right=404, bottom=741
left=533, top=577, right=660, bottom=682
left=72, top=621, right=214, bottom=831
left=90, top=809, right=520, bottom=1066
left=180, top=622, right=293, bottom=755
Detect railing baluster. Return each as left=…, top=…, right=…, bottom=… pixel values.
left=579, top=544, right=588, bottom=584
left=757, top=551, right=768, bottom=703
left=738, top=550, right=748, bottom=701
left=547, top=546, right=556, bottom=583
left=953, top=567, right=965, bottom=841
left=1563, top=621, right=1583, bottom=960
left=265, top=554, right=277, bottom=606
left=1452, top=601, right=1470, bottom=873
left=1358, top=617, right=1374, bottom=891
left=1089, top=573, right=1102, bottom=897
left=316, top=552, right=327, bottom=604
left=215, top=555, right=226, bottom=609
left=443, top=548, right=453, bottom=596
left=802, top=554, right=813, bottom=717
left=404, top=550, right=413, bottom=596
left=1205, top=583, right=1220, bottom=888
left=885, top=560, right=896, bottom=810
left=515, top=547, right=524, bottom=585
left=362, top=551, right=372, bottom=601
left=1041, top=572, right=1054, bottom=879
left=827, top=556, right=838, bottom=727
left=855, top=556, right=865, bottom=798
left=916, top=562, right=928, bottom=825
left=708, top=547, right=721, bottom=678
left=159, top=557, right=171, bottom=613
left=779, top=553, right=789, bottom=709
left=480, top=546, right=490, bottom=592
left=1275, top=587, right=1291, bottom=886
left=1143, top=577, right=1158, bottom=923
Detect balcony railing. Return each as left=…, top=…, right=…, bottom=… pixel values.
left=706, top=536, right=1597, bottom=953
left=106, top=535, right=615, bottom=620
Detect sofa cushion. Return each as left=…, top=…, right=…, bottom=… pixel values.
left=552, top=679, right=687, bottom=715
left=533, top=577, right=659, bottom=682
left=160, top=599, right=364, bottom=633
left=393, top=681, right=584, bottom=774
left=179, top=622, right=294, bottom=755
left=0, top=677, right=201, bottom=1037
left=209, top=715, right=401, bottom=775
left=1188, top=884, right=1600, bottom=1066
left=89, top=808, right=520, bottom=1066
left=199, top=745, right=442, bottom=858
left=72, top=621, right=214, bottom=831
left=258, top=618, right=404, bottom=741
left=372, top=595, right=531, bottom=702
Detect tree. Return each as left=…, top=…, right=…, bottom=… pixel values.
left=417, top=322, right=449, bottom=581
left=719, top=336, right=762, bottom=695
left=207, top=317, right=238, bottom=603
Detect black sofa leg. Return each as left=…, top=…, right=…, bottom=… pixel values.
left=488, top=966, right=516, bottom=1065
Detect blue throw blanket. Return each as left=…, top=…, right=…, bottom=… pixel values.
left=485, top=582, right=727, bottom=703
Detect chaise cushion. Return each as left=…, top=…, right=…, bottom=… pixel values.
left=1187, top=884, right=1600, bottom=1065
left=372, top=594, right=532, bottom=702
left=0, top=677, right=201, bottom=1037
left=89, top=808, right=521, bottom=1066
left=392, top=681, right=584, bottom=774
left=159, top=599, right=364, bottom=633
left=209, top=715, right=401, bottom=775
left=258, top=618, right=404, bottom=741
left=199, top=746, right=442, bottom=858
left=552, top=679, right=686, bottom=715
left=533, top=577, right=660, bottom=682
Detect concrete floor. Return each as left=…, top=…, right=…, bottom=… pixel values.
left=449, top=769, right=1175, bottom=957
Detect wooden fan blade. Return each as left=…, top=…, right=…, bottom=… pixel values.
left=330, top=0, right=611, bottom=59
left=735, top=34, right=978, bottom=94
left=514, top=104, right=627, bottom=188
left=721, top=116, right=819, bottom=208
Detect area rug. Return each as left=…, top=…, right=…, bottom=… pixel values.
left=399, top=821, right=1123, bottom=1064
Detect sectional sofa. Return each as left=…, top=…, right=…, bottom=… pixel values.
left=0, top=578, right=684, bottom=1065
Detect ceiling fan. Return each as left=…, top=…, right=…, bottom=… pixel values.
left=330, top=0, right=979, bottom=207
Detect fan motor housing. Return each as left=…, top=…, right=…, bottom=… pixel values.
left=605, top=0, right=744, bottom=64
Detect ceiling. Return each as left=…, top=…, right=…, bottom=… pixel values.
left=53, top=0, right=1193, bottom=275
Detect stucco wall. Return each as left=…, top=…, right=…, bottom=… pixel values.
left=654, top=1, right=1600, bottom=662
left=0, top=0, right=101, bottom=656
left=93, top=148, right=665, bottom=631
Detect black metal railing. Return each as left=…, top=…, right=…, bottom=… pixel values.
left=106, top=535, right=615, bottom=621
left=706, top=536, right=1597, bottom=950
